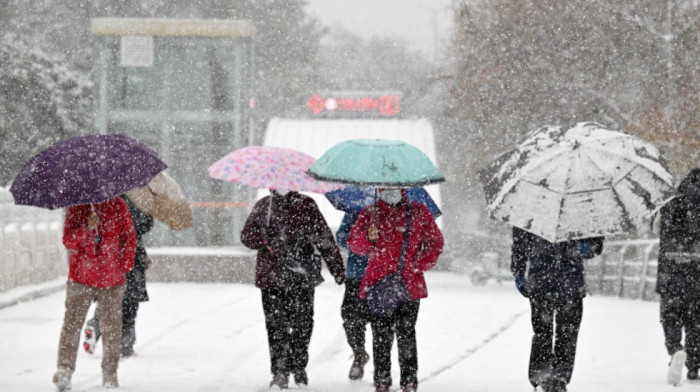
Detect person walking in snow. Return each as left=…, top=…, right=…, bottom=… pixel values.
left=83, top=195, right=155, bottom=358
left=53, top=197, right=137, bottom=391
left=348, top=188, right=444, bottom=392
left=511, top=227, right=604, bottom=392
left=337, top=211, right=372, bottom=380
left=240, top=189, right=345, bottom=389
left=657, top=168, right=700, bottom=385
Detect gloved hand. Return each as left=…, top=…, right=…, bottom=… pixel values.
left=335, top=274, right=346, bottom=285
left=514, top=275, right=529, bottom=297
left=575, top=242, right=591, bottom=257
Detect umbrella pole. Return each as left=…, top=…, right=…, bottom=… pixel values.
left=89, top=203, right=101, bottom=246
left=369, top=188, right=379, bottom=242
left=264, top=195, right=274, bottom=255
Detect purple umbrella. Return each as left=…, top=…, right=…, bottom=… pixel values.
left=10, top=134, right=167, bottom=209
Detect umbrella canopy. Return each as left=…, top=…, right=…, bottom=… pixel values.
left=208, top=146, right=342, bottom=193
left=126, top=171, right=193, bottom=231
left=10, top=134, right=167, bottom=210
left=307, top=138, right=445, bottom=186
left=325, top=186, right=442, bottom=218
left=479, top=121, right=675, bottom=242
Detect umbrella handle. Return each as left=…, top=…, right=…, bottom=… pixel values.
left=265, top=196, right=274, bottom=254
left=369, top=188, right=379, bottom=242
left=89, top=204, right=102, bottom=246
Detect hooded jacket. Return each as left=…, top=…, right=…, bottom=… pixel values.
left=657, top=168, right=700, bottom=298
left=63, top=197, right=137, bottom=288
left=511, top=227, right=604, bottom=300
left=122, top=195, right=154, bottom=302
left=241, top=191, right=345, bottom=290
left=347, top=194, right=444, bottom=301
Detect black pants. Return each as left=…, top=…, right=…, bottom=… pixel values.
left=341, top=280, right=372, bottom=352
left=661, top=295, right=700, bottom=370
left=371, top=300, right=420, bottom=387
left=528, top=296, right=583, bottom=388
left=261, top=288, right=315, bottom=376
left=120, top=291, right=139, bottom=351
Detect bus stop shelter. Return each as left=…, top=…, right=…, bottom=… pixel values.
left=90, top=18, right=255, bottom=248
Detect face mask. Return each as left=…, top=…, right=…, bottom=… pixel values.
left=380, top=189, right=402, bottom=205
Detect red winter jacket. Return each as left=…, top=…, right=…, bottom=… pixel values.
left=63, top=197, right=137, bottom=288
left=348, top=197, right=444, bottom=300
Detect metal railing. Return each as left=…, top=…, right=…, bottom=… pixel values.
left=586, top=238, right=660, bottom=301
left=452, top=237, right=662, bottom=301
left=0, top=188, right=67, bottom=292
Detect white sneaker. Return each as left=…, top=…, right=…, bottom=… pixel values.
left=53, top=366, right=72, bottom=391
left=668, top=350, right=687, bottom=386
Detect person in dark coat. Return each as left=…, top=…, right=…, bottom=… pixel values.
left=657, top=168, right=700, bottom=385
left=511, top=226, right=604, bottom=392
left=83, top=195, right=154, bottom=358
left=337, top=212, right=372, bottom=380
left=240, top=190, right=345, bottom=389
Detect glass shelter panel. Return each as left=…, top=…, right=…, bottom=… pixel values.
left=93, top=32, right=253, bottom=248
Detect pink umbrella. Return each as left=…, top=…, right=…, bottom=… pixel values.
left=208, top=146, right=343, bottom=193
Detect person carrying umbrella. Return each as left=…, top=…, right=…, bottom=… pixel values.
left=9, top=134, right=166, bottom=391
left=210, top=145, right=346, bottom=389
left=657, top=168, right=700, bottom=385
left=326, top=185, right=442, bottom=382
left=308, top=138, right=445, bottom=392
left=240, top=189, right=345, bottom=389
left=82, top=194, right=155, bottom=358
left=347, top=188, right=443, bottom=392
left=511, top=227, right=603, bottom=392
left=479, top=122, right=674, bottom=392
left=55, top=197, right=137, bottom=390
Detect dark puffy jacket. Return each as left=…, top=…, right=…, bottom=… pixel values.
left=241, top=191, right=345, bottom=290
left=122, top=195, right=154, bottom=302
left=657, top=168, right=700, bottom=298
left=511, top=227, right=604, bottom=300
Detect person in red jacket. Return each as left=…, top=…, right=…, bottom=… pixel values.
left=241, top=190, right=345, bottom=389
left=53, top=196, right=137, bottom=391
left=348, top=188, right=443, bottom=392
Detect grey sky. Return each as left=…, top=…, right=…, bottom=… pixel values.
left=304, top=0, right=453, bottom=56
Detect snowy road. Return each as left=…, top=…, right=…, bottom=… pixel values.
left=0, top=272, right=683, bottom=391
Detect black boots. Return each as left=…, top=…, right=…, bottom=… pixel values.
left=349, top=348, right=370, bottom=380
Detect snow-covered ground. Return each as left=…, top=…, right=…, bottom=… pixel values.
left=0, top=271, right=682, bottom=391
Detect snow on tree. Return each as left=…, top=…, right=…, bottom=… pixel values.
left=0, top=36, right=92, bottom=186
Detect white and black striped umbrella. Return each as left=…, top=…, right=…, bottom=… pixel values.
left=479, top=122, right=676, bottom=242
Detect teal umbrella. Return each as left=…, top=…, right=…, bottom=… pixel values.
left=307, top=139, right=445, bottom=186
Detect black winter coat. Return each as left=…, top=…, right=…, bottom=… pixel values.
left=511, top=227, right=604, bottom=300
left=241, top=191, right=345, bottom=290
left=657, top=169, right=700, bottom=298
left=122, top=195, right=154, bottom=303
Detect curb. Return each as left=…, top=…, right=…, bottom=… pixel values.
left=0, top=281, right=66, bottom=310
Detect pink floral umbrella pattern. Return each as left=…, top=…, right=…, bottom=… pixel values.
left=208, top=146, right=343, bottom=193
